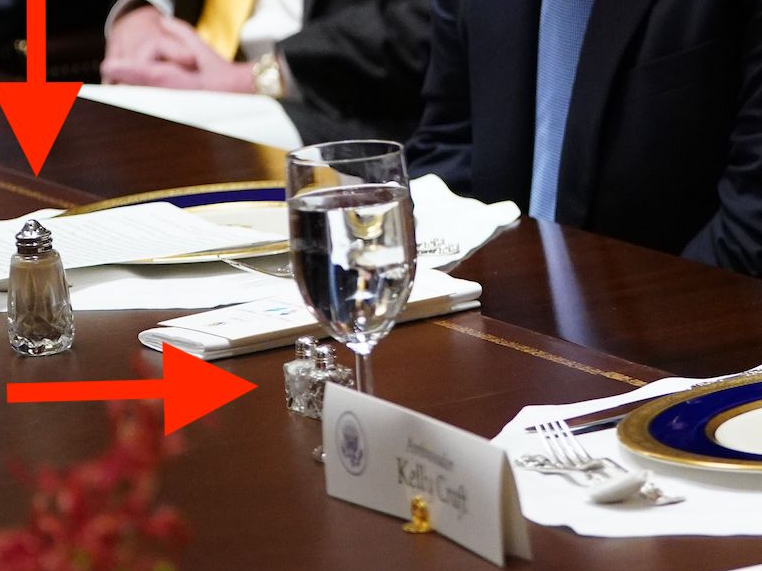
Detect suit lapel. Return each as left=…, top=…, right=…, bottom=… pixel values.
left=555, top=0, right=657, bottom=226
left=506, top=0, right=542, bottom=210
left=472, top=0, right=540, bottom=207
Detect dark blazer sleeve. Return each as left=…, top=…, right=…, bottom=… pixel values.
left=679, top=5, right=762, bottom=275
left=405, top=0, right=473, bottom=195
left=276, top=0, right=430, bottom=122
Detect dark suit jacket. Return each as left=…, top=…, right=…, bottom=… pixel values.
left=175, top=0, right=430, bottom=145
left=407, top=0, right=762, bottom=276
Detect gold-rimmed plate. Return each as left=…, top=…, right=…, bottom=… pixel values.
left=62, top=181, right=290, bottom=263
left=618, top=374, right=762, bottom=472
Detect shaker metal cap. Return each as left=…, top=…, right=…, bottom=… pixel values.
left=295, top=335, right=317, bottom=358
left=16, top=219, right=53, bottom=254
left=314, top=344, right=336, bottom=369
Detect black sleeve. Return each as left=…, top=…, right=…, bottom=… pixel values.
left=404, top=0, right=473, bottom=195
left=276, top=0, right=430, bottom=122
left=682, top=3, right=762, bottom=276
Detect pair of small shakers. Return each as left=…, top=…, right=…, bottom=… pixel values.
left=283, top=336, right=354, bottom=419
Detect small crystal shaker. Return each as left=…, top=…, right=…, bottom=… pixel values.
left=284, top=335, right=317, bottom=414
left=302, top=345, right=355, bottom=420
left=7, top=220, right=74, bottom=356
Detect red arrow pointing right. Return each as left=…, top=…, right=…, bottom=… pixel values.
left=7, top=344, right=258, bottom=435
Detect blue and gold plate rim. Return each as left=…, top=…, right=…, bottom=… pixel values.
left=61, top=180, right=286, bottom=216
left=617, top=373, right=762, bottom=472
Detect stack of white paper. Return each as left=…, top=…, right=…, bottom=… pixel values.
left=138, top=268, right=481, bottom=360
left=0, top=202, right=285, bottom=281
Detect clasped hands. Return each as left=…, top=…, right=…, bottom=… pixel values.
left=100, top=6, right=256, bottom=94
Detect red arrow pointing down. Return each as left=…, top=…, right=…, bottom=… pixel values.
left=0, top=0, right=82, bottom=175
left=6, top=344, right=258, bottom=435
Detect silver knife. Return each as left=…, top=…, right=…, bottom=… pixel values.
left=525, top=369, right=762, bottom=434
left=524, top=395, right=661, bottom=434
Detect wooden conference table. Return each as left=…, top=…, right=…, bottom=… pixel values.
left=1, top=98, right=762, bottom=571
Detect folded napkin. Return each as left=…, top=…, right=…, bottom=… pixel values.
left=138, top=268, right=481, bottom=360
left=492, top=366, right=762, bottom=538
left=411, top=174, right=520, bottom=270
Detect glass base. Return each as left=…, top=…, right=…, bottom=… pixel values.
left=10, top=334, right=73, bottom=356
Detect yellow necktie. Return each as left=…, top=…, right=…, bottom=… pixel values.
left=196, top=0, right=257, bottom=61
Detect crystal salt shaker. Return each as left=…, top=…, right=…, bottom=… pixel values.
left=303, top=344, right=355, bottom=420
left=284, top=335, right=317, bottom=414
left=7, top=220, right=74, bottom=356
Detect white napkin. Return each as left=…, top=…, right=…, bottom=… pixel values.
left=411, top=174, right=520, bottom=270
left=492, top=366, right=762, bottom=538
left=78, top=84, right=303, bottom=151
left=138, top=269, right=481, bottom=360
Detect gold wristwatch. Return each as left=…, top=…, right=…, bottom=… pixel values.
left=252, top=53, right=284, bottom=98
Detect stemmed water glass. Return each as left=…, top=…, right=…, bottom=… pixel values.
left=286, top=140, right=417, bottom=395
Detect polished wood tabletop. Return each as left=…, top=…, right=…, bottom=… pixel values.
left=1, top=97, right=762, bottom=571
left=451, top=220, right=762, bottom=378
left=0, top=98, right=287, bottom=202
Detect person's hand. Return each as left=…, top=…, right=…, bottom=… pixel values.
left=101, top=5, right=197, bottom=83
left=101, top=16, right=253, bottom=93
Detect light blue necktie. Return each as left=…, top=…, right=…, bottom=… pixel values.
left=528, top=0, right=595, bottom=221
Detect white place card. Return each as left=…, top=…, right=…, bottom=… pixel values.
left=323, top=384, right=532, bottom=566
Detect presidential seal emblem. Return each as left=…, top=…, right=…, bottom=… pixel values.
left=335, top=411, right=367, bottom=476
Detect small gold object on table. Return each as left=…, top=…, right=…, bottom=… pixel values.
left=402, top=496, right=433, bottom=534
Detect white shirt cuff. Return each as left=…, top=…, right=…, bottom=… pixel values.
left=105, top=0, right=174, bottom=36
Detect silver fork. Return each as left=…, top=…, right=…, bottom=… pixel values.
left=551, top=420, right=684, bottom=505
left=516, top=421, right=611, bottom=485
left=537, top=420, right=606, bottom=474
left=518, top=419, right=685, bottom=505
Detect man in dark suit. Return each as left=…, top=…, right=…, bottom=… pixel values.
left=407, top=0, right=762, bottom=276
left=102, top=0, right=430, bottom=144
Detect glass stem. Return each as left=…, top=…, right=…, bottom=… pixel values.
left=355, top=351, right=375, bottom=395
